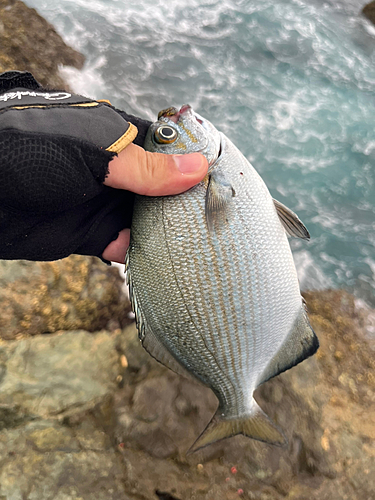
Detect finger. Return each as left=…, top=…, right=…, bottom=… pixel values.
left=105, top=143, right=208, bottom=196
left=101, top=228, right=130, bottom=263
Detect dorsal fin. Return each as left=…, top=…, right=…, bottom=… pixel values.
left=273, top=198, right=310, bottom=240
left=258, top=306, right=319, bottom=386
left=125, top=250, right=195, bottom=381
left=142, top=328, right=196, bottom=381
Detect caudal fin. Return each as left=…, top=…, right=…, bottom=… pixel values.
left=188, top=401, right=286, bottom=454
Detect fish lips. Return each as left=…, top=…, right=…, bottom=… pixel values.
left=158, top=104, right=193, bottom=123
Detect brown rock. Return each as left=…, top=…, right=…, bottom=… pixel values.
left=0, top=255, right=132, bottom=339
left=0, top=290, right=374, bottom=499
left=363, top=2, right=375, bottom=25
left=0, top=0, right=84, bottom=88
left=111, top=290, right=375, bottom=499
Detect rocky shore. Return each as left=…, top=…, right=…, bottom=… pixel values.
left=363, top=1, right=375, bottom=25
left=0, top=0, right=84, bottom=88
left=0, top=1, right=374, bottom=499
left=0, top=269, right=374, bottom=499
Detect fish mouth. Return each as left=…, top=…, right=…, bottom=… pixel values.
left=158, top=104, right=193, bottom=123
left=157, top=104, right=206, bottom=129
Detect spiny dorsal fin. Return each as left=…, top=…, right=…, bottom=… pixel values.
left=125, top=249, right=144, bottom=340
left=258, top=306, right=319, bottom=386
left=273, top=198, right=310, bottom=240
left=188, top=400, right=286, bottom=453
left=205, top=170, right=235, bottom=233
left=142, top=328, right=197, bottom=381
left=125, top=249, right=196, bottom=380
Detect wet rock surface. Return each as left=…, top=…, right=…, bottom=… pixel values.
left=0, top=289, right=373, bottom=500
left=0, top=256, right=132, bottom=340
left=0, top=0, right=84, bottom=88
left=363, top=2, right=375, bottom=25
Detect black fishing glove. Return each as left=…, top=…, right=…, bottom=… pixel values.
left=0, top=70, right=151, bottom=261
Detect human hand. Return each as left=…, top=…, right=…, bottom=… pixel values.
left=102, top=143, right=208, bottom=263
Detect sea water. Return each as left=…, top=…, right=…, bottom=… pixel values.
left=25, top=0, right=375, bottom=305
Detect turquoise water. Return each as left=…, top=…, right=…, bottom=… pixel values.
left=26, top=0, right=375, bottom=304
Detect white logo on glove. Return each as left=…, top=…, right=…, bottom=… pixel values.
left=0, top=91, right=72, bottom=102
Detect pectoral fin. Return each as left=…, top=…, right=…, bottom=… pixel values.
left=273, top=198, right=310, bottom=240
left=205, top=171, right=235, bottom=232
left=188, top=400, right=286, bottom=453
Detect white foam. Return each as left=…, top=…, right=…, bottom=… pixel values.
left=293, top=250, right=332, bottom=291
left=111, top=262, right=129, bottom=300
left=354, top=298, right=375, bottom=339
left=59, top=57, right=107, bottom=99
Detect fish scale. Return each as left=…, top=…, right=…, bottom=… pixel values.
left=126, top=105, right=319, bottom=452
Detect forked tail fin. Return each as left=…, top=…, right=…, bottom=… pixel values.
left=188, top=400, right=286, bottom=454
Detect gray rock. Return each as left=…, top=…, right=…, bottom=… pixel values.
left=0, top=256, right=131, bottom=340
left=0, top=421, right=129, bottom=500
left=0, top=294, right=374, bottom=500
left=0, top=330, right=120, bottom=420
left=0, top=329, right=130, bottom=500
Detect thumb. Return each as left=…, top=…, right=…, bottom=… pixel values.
left=105, top=143, right=208, bottom=196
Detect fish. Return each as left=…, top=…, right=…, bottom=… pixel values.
left=125, top=104, right=319, bottom=453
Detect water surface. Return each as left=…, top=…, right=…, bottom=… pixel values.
left=26, top=0, right=375, bottom=304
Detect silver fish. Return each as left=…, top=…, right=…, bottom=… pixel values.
left=125, top=105, right=318, bottom=452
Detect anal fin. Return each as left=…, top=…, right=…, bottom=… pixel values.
left=258, top=305, right=319, bottom=386
left=188, top=400, right=286, bottom=453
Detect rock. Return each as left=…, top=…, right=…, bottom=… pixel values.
left=0, top=255, right=132, bottom=340
left=363, top=2, right=375, bottom=25
left=111, top=291, right=375, bottom=500
left=0, top=0, right=84, bottom=88
left=0, top=420, right=130, bottom=500
left=0, top=329, right=120, bottom=421
left=0, top=329, right=131, bottom=500
left=0, top=291, right=374, bottom=499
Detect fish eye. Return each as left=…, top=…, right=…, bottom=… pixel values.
left=154, top=126, right=178, bottom=144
